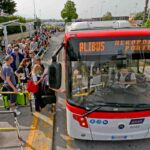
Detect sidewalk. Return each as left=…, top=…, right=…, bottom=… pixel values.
left=0, top=98, right=54, bottom=150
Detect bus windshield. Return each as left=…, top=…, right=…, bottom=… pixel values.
left=66, top=34, right=150, bottom=111
left=68, top=58, right=150, bottom=111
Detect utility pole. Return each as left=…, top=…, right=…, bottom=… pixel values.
left=135, top=2, right=138, bottom=14
left=33, top=0, right=36, bottom=20
left=143, top=0, right=149, bottom=22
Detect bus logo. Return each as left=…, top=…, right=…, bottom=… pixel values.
left=89, top=119, right=108, bottom=125
left=129, top=118, right=145, bottom=125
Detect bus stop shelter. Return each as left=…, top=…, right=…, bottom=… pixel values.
left=0, top=20, right=34, bottom=50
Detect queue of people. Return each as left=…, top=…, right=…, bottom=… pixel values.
left=0, top=29, right=52, bottom=115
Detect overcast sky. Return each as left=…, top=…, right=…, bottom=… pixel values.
left=14, top=0, right=149, bottom=19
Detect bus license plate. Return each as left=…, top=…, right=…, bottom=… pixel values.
left=111, top=136, right=127, bottom=140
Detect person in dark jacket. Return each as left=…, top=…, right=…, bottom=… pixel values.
left=11, top=46, right=24, bottom=71
left=15, top=58, right=31, bottom=83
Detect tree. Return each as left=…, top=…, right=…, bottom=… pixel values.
left=134, top=11, right=144, bottom=20
left=102, top=11, right=113, bottom=21
left=8, top=16, right=26, bottom=23
left=61, top=0, right=78, bottom=23
left=0, top=0, right=16, bottom=15
left=144, top=18, right=150, bottom=27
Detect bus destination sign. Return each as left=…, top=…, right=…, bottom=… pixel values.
left=79, top=39, right=150, bottom=54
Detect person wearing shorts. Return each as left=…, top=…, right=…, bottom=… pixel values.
left=2, top=55, right=21, bottom=115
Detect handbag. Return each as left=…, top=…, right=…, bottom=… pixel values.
left=27, top=80, right=39, bottom=93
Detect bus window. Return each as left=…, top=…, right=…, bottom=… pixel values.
left=69, top=59, right=150, bottom=112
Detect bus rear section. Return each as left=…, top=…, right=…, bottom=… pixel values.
left=64, top=26, right=150, bottom=140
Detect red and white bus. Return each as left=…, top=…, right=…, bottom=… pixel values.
left=48, top=21, right=150, bottom=140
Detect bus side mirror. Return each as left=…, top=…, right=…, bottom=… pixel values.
left=48, top=63, right=62, bottom=89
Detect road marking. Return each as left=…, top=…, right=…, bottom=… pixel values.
left=33, top=112, right=53, bottom=126
left=25, top=112, right=39, bottom=150
left=0, top=128, right=17, bottom=131
left=25, top=111, right=54, bottom=150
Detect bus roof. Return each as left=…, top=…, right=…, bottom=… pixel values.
left=64, top=21, right=150, bottom=42
left=66, top=21, right=132, bottom=31
left=65, top=28, right=150, bottom=43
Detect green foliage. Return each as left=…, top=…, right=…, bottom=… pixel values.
left=0, top=26, right=26, bottom=36
left=0, top=16, right=26, bottom=36
left=61, top=0, right=78, bottom=23
left=0, top=0, right=16, bottom=15
left=8, top=16, right=26, bottom=23
left=102, top=12, right=113, bottom=21
left=43, top=25, right=64, bottom=31
left=26, top=19, right=34, bottom=22
left=134, top=11, right=144, bottom=20
left=144, top=18, right=150, bottom=27
left=0, top=16, right=26, bottom=23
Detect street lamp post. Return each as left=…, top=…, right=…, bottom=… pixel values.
left=135, top=2, right=138, bottom=14
left=90, top=7, right=93, bottom=19
left=143, top=0, right=149, bottom=22
left=115, top=4, right=118, bottom=16
left=33, top=0, right=36, bottom=19
left=100, top=1, right=106, bottom=19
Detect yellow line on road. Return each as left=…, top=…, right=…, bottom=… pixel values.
left=25, top=112, right=39, bottom=150
left=25, top=111, right=54, bottom=150
left=33, top=112, right=54, bottom=150
left=0, top=128, right=17, bottom=131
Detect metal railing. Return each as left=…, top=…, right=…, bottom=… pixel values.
left=0, top=111, right=24, bottom=150
left=0, top=91, right=33, bottom=112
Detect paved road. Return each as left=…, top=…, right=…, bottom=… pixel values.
left=43, top=32, right=64, bottom=65
left=53, top=33, right=150, bottom=150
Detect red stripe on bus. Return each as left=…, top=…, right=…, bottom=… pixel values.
left=66, top=103, right=150, bottom=119
left=65, top=29, right=150, bottom=41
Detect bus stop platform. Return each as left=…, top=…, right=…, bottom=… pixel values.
left=0, top=99, right=55, bottom=150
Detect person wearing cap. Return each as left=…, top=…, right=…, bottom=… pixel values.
left=11, top=46, right=24, bottom=71
left=2, top=55, right=21, bottom=115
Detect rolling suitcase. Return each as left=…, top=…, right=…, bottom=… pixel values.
left=2, top=92, right=28, bottom=109
left=16, top=92, right=28, bottom=105
left=2, top=95, right=10, bottom=109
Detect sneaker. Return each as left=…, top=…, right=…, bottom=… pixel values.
left=10, top=108, right=21, bottom=116
left=14, top=109, right=21, bottom=116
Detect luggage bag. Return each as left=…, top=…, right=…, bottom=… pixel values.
left=2, top=92, right=28, bottom=109
left=16, top=92, right=28, bottom=105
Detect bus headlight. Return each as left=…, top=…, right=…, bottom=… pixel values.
left=73, top=114, right=88, bottom=128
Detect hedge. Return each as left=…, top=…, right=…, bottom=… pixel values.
left=0, top=16, right=26, bottom=36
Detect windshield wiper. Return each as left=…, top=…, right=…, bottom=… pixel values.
left=134, top=103, right=150, bottom=108
left=82, top=105, right=104, bottom=117
left=82, top=103, right=150, bottom=117
left=82, top=103, right=114, bottom=117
